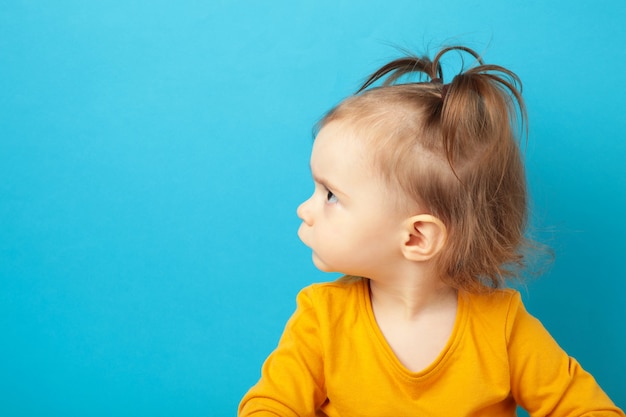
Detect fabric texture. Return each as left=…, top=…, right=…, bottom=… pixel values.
left=239, top=277, right=624, bottom=417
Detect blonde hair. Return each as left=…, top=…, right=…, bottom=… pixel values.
left=319, top=46, right=531, bottom=292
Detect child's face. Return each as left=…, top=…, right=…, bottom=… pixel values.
left=297, top=121, right=406, bottom=278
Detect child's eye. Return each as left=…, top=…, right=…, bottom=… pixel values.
left=326, top=190, right=338, bottom=204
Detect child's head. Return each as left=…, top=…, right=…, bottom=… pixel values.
left=312, top=46, right=529, bottom=292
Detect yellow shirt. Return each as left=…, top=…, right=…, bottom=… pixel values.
left=239, top=277, right=624, bottom=416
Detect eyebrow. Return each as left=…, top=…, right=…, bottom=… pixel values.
left=311, top=171, right=347, bottom=197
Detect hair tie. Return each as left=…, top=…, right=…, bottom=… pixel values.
left=430, top=78, right=448, bottom=101
left=441, top=84, right=450, bottom=102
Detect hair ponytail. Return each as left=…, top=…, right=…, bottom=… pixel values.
left=441, top=63, right=526, bottom=172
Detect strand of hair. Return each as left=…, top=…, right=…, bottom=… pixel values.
left=357, top=57, right=435, bottom=92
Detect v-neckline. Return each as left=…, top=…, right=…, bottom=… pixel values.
left=359, top=278, right=468, bottom=380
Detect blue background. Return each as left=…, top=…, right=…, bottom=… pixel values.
left=1, top=1, right=624, bottom=415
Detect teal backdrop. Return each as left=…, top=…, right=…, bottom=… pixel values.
left=1, top=1, right=624, bottom=415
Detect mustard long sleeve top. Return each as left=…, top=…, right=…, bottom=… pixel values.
left=239, top=277, right=624, bottom=416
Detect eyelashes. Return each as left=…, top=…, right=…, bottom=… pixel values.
left=326, top=189, right=338, bottom=204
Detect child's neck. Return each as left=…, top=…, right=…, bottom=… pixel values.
left=368, top=272, right=457, bottom=321
left=367, top=271, right=459, bottom=373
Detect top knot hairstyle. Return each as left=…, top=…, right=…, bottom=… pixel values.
left=318, top=46, right=532, bottom=292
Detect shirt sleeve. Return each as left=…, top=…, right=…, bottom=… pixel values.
left=238, top=287, right=327, bottom=417
left=506, top=293, right=624, bottom=416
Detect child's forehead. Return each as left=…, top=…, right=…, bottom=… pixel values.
left=313, top=116, right=407, bottom=170
left=312, top=122, right=399, bottom=184
left=312, top=120, right=381, bottom=167
left=312, top=121, right=366, bottom=161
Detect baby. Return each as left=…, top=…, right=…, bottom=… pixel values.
left=239, top=46, right=624, bottom=416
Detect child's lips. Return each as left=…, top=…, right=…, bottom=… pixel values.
left=297, top=223, right=312, bottom=248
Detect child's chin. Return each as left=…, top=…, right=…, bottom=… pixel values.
left=311, top=253, right=334, bottom=273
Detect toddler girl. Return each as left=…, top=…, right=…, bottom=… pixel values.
left=239, top=45, right=624, bottom=416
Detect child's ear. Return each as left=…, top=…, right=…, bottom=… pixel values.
left=400, top=214, right=447, bottom=262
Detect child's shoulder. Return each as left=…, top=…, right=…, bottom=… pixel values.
left=298, top=276, right=366, bottom=308
left=464, top=287, right=521, bottom=306
left=462, top=288, right=531, bottom=331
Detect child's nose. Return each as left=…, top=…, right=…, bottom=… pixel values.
left=297, top=198, right=313, bottom=225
